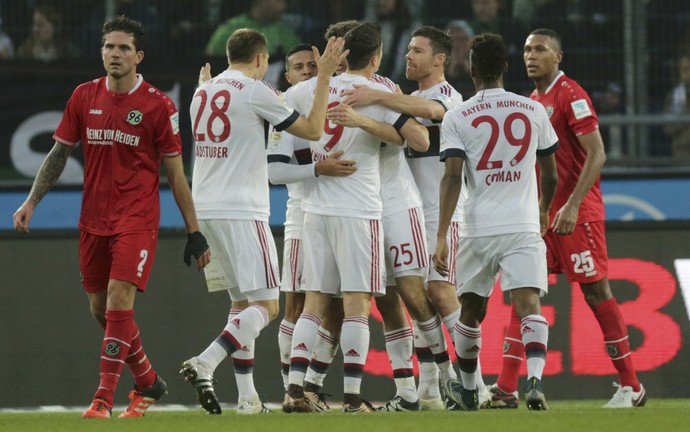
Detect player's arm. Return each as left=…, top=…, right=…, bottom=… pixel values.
left=433, top=154, right=464, bottom=277
left=268, top=150, right=356, bottom=184
left=13, top=142, right=73, bottom=233
left=163, top=155, right=210, bottom=270
left=284, top=37, right=348, bottom=141
left=342, top=84, right=447, bottom=121
left=327, top=103, right=404, bottom=145
left=552, top=130, right=606, bottom=235
left=537, top=152, right=558, bottom=236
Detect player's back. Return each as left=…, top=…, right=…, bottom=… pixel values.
left=289, top=73, right=404, bottom=219
left=191, top=69, right=291, bottom=221
left=441, top=88, right=557, bottom=237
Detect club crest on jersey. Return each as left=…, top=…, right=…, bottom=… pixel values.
left=545, top=106, right=554, bottom=118
left=127, top=110, right=143, bottom=125
left=105, top=342, right=121, bottom=356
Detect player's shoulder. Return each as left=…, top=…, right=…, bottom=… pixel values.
left=73, top=77, right=105, bottom=95
left=371, top=74, right=397, bottom=93
left=555, top=73, right=590, bottom=100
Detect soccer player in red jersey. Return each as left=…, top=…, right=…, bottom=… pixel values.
left=484, top=28, right=646, bottom=409
left=12, top=16, right=211, bottom=419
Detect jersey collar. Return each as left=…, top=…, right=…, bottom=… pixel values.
left=105, top=73, right=144, bottom=95
left=543, top=71, right=565, bottom=95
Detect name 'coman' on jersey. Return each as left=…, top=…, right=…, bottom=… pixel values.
left=286, top=73, right=408, bottom=219
left=440, top=88, right=559, bottom=238
left=531, top=71, right=605, bottom=223
left=190, top=69, right=298, bottom=222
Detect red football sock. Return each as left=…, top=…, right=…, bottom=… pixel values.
left=593, top=298, right=641, bottom=391
left=496, top=306, right=524, bottom=393
left=94, top=309, right=136, bottom=404
left=125, top=324, right=157, bottom=391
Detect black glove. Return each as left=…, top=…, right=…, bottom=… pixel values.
left=184, top=231, right=209, bottom=266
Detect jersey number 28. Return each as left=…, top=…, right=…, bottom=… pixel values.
left=193, top=89, right=231, bottom=143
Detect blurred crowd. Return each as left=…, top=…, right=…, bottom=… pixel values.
left=1, top=0, right=690, bottom=156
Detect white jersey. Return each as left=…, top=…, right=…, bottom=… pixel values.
left=440, top=88, right=559, bottom=237
left=408, top=81, right=465, bottom=223
left=191, top=69, right=299, bottom=221
left=267, top=130, right=312, bottom=238
left=287, top=73, right=407, bottom=219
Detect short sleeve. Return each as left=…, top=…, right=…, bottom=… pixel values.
left=53, top=88, right=83, bottom=146
left=155, top=98, right=182, bottom=157
left=250, top=81, right=299, bottom=129
left=439, top=112, right=466, bottom=161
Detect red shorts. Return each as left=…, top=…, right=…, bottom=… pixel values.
left=544, top=221, right=608, bottom=284
left=79, top=230, right=158, bottom=293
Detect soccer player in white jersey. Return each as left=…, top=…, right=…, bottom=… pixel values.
left=268, top=43, right=354, bottom=412
left=283, top=22, right=429, bottom=413
left=433, top=33, right=559, bottom=411
left=180, top=29, right=347, bottom=415
left=342, top=25, right=490, bottom=410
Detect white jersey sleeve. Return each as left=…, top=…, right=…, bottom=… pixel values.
left=250, top=80, right=300, bottom=130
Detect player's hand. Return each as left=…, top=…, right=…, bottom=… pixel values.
left=539, top=209, right=550, bottom=237
left=314, top=36, right=349, bottom=78
left=551, top=203, right=578, bottom=235
left=432, top=237, right=449, bottom=277
left=327, top=103, right=365, bottom=127
left=13, top=202, right=35, bottom=233
left=341, top=84, right=378, bottom=107
left=184, top=231, right=211, bottom=270
left=198, top=63, right=211, bottom=86
left=315, top=150, right=356, bottom=177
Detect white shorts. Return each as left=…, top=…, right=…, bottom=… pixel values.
left=281, top=238, right=304, bottom=293
left=426, top=218, right=460, bottom=285
left=383, top=207, right=428, bottom=286
left=302, top=213, right=385, bottom=296
left=455, top=232, right=548, bottom=298
left=200, top=219, right=280, bottom=302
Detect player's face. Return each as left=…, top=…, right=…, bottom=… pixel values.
left=406, top=36, right=438, bottom=81
left=285, top=50, right=317, bottom=85
left=101, top=31, right=143, bottom=79
left=523, top=34, right=561, bottom=80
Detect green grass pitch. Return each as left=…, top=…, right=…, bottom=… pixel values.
left=2, top=400, right=690, bottom=432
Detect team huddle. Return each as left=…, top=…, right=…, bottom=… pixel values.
left=12, top=14, right=647, bottom=419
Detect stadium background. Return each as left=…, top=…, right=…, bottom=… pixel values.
left=1, top=0, right=689, bottom=407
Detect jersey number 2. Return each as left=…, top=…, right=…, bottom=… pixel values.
left=193, top=89, right=231, bottom=143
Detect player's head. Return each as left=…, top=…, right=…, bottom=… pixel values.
left=285, top=43, right=317, bottom=85
left=102, top=15, right=145, bottom=51
left=343, top=22, right=383, bottom=72
left=325, top=20, right=359, bottom=39
left=406, top=25, right=452, bottom=81
left=101, top=16, right=145, bottom=79
left=523, top=28, right=563, bottom=81
left=325, top=20, right=359, bottom=74
left=227, top=28, right=270, bottom=78
left=469, top=33, right=506, bottom=86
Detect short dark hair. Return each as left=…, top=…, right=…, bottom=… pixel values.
left=285, top=43, right=313, bottom=71
left=529, top=28, right=562, bottom=51
left=325, top=20, right=359, bottom=39
left=469, top=33, right=506, bottom=83
left=412, top=25, right=453, bottom=68
left=102, top=15, right=145, bottom=51
left=343, top=22, right=382, bottom=71
left=226, top=28, right=267, bottom=63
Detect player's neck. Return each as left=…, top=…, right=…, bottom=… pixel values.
left=107, top=73, right=137, bottom=94
left=229, top=64, right=260, bottom=79
left=534, top=69, right=560, bottom=95
left=347, top=67, right=374, bottom=80
left=417, top=72, right=445, bottom=91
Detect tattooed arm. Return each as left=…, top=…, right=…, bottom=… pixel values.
left=13, top=142, right=74, bottom=233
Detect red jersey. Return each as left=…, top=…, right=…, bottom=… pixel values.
left=54, top=75, right=182, bottom=235
left=530, top=71, right=605, bottom=223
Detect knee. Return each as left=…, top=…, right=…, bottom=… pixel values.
left=263, top=300, right=280, bottom=322
left=90, top=304, right=106, bottom=326
left=581, top=281, right=612, bottom=310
